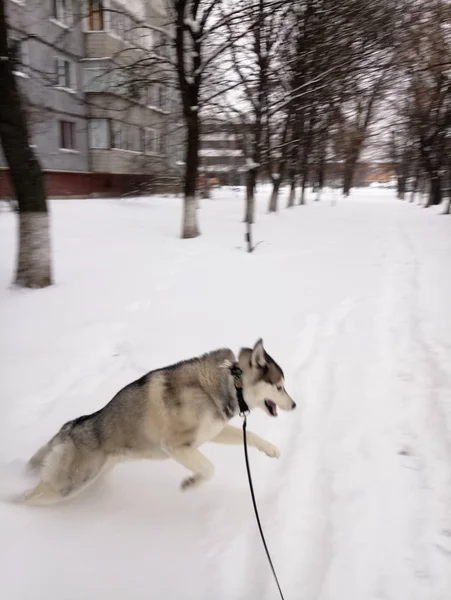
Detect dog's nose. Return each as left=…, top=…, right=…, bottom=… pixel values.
left=291, top=401, right=297, bottom=410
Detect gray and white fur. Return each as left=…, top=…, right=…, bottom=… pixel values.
left=24, top=339, right=296, bottom=505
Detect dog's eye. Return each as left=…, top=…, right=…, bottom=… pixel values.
left=276, top=385, right=283, bottom=392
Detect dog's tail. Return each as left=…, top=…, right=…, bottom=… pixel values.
left=28, top=442, right=52, bottom=471
left=28, top=417, right=77, bottom=472
left=28, top=428, right=64, bottom=472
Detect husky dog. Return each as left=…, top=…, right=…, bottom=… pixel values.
left=24, top=339, right=296, bottom=505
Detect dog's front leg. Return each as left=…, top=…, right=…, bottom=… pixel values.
left=169, top=446, right=215, bottom=491
left=212, top=425, right=280, bottom=458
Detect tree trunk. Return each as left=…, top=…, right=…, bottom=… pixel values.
left=397, top=176, right=406, bottom=200
left=425, top=174, right=442, bottom=207
left=342, top=160, right=357, bottom=197
left=410, top=173, right=419, bottom=202
left=0, top=0, right=52, bottom=288
left=244, top=168, right=256, bottom=252
left=286, top=176, right=296, bottom=208
left=268, top=177, right=281, bottom=213
left=419, top=177, right=427, bottom=202
left=299, top=167, right=308, bottom=205
left=316, top=159, right=325, bottom=201
left=443, top=196, right=451, bottom=215
left=181, top=116, right=200, bottom=238
left=244, top=168, right=256, bottom=225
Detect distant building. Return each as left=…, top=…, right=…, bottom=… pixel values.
left=0, top=0, right=181, bottom=198
left=200, top=120, right=247, bottom=185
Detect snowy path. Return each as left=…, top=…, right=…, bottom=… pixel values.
left=1, top=188, right=451, bottom=600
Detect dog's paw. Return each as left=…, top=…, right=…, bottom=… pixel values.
left=259, top=443, right=280, bottom=459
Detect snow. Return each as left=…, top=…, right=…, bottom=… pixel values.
left=199, top=148, right=243, bottom=157
left=203, top=133, right=237, bottom=142
left=184, top=18, right=201, bottom=35
left=241, top=158, right=260, bottom=171
left=1, top=187, right=451, bottom=600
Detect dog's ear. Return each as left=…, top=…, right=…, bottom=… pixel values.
left=251, top=338, right=266, bottom=368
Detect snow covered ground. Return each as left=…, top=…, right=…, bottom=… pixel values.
left=1, top=186, right=451, bottom=600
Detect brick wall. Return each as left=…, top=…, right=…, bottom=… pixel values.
left=0, top=170, right=180, bottom=199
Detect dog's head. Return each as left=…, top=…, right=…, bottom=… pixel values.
left=239, top=339, right=296, bottom=417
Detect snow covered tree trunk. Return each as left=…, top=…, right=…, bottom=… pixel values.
left=0, top=0, right=52, bottom=288
left=244, top=169, right=256, bottom=252
left=181, top=117, right=200, bottom=238
left=268, top=177, right=281, bottom=213
left=443, top=195, right=451, bottom=215
left=16, top=213, right=52, bottom=287
left=173, top=0, right=203, bottom=239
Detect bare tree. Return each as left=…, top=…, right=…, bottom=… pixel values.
left=389, top=0, right=451, bottom=209
left=161, top=1, right=255, bottom=238
left=340, top=71, right=389, bottom=196
left=222, top=0, right=293, bottom=250
left=0, top=0, right=52, bottom=288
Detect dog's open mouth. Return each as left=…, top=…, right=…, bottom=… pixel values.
left=264, top=400, right=278, bottom=417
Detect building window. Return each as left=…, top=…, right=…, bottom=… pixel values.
left=111, top=121, right=143, bottom=152
left=123, top=15, right=135, bottom=44
left=8, top=36, right=28, bottom=76
left=89, top=119, right=110, bottom=148
left=110, top=2, right=139, bottom=44
left=59, top=120, right=76, bottom=150
left=146, top=85, right=155, bottom=107
left=146, top=84, right=166, bottom=109
left=88, top=0, right=104, bottom=30
left=83, top=60, right=112, bottom=92
left=144, top=128, right=162, bottom=154
left=158, top=132, right=165, bottom=154
left=54, top=57, right=76, bottom=90
left=135, top=24, right=152, bottom=50
left=141, top=27, right=153, bottom=50
left=158, top=85, right=166, bottom=109
left=110, top=2, right=125, bottom=38
left=52, top=0, right=73, bottom=27
left=126, top=79, right=141, bottom=102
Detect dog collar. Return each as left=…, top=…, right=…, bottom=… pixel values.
left=229, top=363, right=250, bottom=415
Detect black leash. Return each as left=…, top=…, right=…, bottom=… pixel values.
left=229, top=364, right=286, bottom=600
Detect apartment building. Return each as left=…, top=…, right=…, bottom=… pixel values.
left=200, top=120, right=247, bottom=186
left=0, top=0, right=179, bottom=197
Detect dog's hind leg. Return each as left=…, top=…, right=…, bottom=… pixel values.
left=169, top=446, right=215, bottom=491
left=212, top=424, right=280, bottom=458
